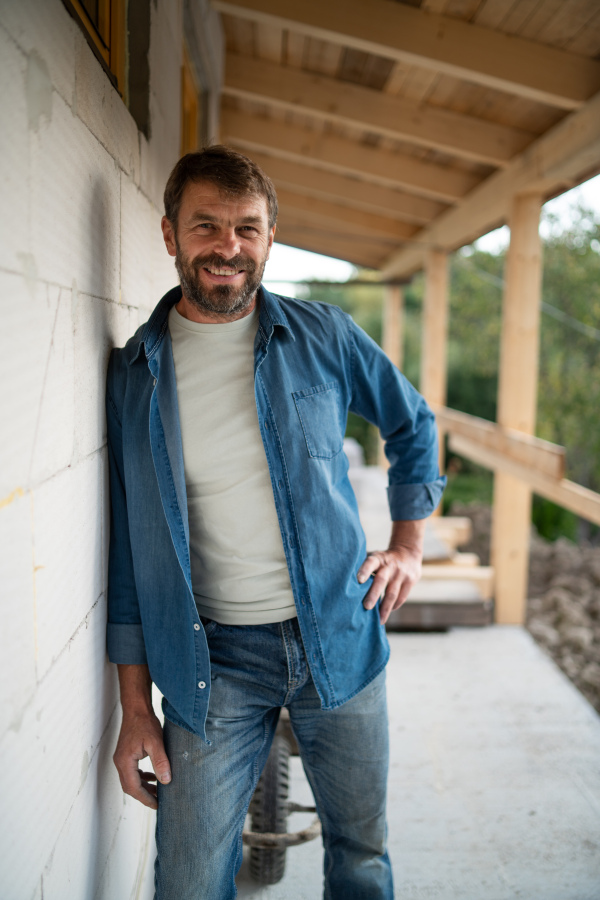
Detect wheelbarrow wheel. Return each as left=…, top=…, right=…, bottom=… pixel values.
left=249, top=734, right=291, bottom=884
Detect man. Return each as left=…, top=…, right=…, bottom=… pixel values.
left=106, top=145, right=445, bottom=899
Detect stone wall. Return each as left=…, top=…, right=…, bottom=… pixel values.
left=0, top=1, right=221, bottom=895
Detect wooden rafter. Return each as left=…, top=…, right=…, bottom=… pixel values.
left=214, top=0, right=600, bottom=109
left=277, top=188, right=418, bottom=242
left=274, top=218, right=387, bottom=269
left=223, top=51, right=534, bottom=167
left=248, top=151, right=448, bottom=225
left=382, top=87, right=600, bottom=277
left=221, top=109, right=482, bottom=202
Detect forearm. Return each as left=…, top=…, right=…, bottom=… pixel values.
left=117, top=664, right=154, bottom=716
left=388, top=518, right=427, bottom=558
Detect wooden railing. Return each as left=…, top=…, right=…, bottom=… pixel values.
left=434, top=406, right=600, bottom=527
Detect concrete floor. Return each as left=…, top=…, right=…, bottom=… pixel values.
left=236, top=627, right=600, bottom=899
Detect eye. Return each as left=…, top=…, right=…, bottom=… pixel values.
left=239, top=225, right=258, bottom=234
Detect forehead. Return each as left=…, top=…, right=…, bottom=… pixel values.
left=179, top=180, right=269, bottom=224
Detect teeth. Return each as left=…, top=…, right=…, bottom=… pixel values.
left=206, top=266, right=238, bottom=276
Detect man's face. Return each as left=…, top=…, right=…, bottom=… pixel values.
left=161, top=180, right=276, bottom=321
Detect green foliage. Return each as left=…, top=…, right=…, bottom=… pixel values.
left=536, top=207, right=600, bottom=494
left=531, top=496, right=578, bottom=543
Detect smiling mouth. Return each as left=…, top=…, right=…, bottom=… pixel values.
left=204, top=265, right=244, bottom=277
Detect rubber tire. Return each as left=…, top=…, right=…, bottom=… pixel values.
left=249, top=734, right=291, bottom=885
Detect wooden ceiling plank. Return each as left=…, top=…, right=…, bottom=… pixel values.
left=513, top=0, right=564, bottom=41
left=277, top=188, right=419, bottom=240
left=275, top=219, right=388, bottom=267
left=475, top=0, right=522, bottom=30
left=566, top=9, right=600, bottom=56
left=221, top=108, right=481, bottom=201
left=255, top=22, right=284, bottom=63
left=212, top=0, right=600, bottom=109
left=247, top=151, right=448, bottom=224
left=279, top=208, right=405, bottom=247
left=535, top=0, right=598, bottom=49
left=223, top=52, right=533, bottom=166
left=381, top=87, right=600, bottom=278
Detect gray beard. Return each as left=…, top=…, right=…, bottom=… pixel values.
left=174, top=248, right=266, bottom=319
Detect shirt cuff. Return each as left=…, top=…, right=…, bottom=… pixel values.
left=387, top=478, right=447, bottom=520
left=107, top=622, right=148, bottom=665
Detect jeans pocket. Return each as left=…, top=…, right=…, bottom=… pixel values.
left=292, top=381, right=344, bottom=459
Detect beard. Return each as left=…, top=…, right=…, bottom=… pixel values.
left=174, top=240, right=267, bottom=318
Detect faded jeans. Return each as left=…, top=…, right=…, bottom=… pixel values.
left=154, top=618, right=393, bottom=899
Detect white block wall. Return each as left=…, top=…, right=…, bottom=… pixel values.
left=0, top=1, right=186, bottom=896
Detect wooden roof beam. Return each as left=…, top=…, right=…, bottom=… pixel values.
left=277, top=188, right=419, bottom=242
left=213, top=0, right=600, bottom=110
left=224, top=52, right=534, bottom=167
left=221, top=109, right=481, bottom=203
left=381, top=88, right=600, bottom=278
left=274, top=219, right=387, bottom=269
left=248, top=151, right=448, bottom=225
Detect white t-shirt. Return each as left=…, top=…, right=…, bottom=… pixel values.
left=168, top=304, right=297, bottom=624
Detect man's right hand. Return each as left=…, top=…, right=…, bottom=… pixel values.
left=113, top=664, right=172, bottom=810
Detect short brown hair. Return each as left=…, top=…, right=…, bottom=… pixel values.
left=163, top=145, right=278, bottom=230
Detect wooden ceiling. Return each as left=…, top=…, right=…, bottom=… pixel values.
left=212, top=0, right=600, bottom=276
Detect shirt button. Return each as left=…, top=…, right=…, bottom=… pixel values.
left=198, top=681, right=206, bottom=689
left=265, top=420, right=270, bottom=430
left=194, top=624, right=200, bottom=631
left=278, top=480, right=283, bottom=489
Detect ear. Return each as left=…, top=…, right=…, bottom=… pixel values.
left=266, top=224, right=276, bottom=260
left=161, top=216, right=177, bottom=257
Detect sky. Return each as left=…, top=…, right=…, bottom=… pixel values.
left=262, top=173, right=600, bottom=295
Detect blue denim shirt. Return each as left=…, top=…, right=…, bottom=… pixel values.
left=106, top=286, right=445, bottom=739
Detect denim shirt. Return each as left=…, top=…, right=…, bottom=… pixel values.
left=106, top=286, right=445, bottom=739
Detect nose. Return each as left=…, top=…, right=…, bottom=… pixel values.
left=213, top=227, right=241, bottom=259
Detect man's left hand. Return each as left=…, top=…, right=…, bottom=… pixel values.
left=358, top=519, right=427, bottom=625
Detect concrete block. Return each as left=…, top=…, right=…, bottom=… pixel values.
left=152, top=222, right=178, bottom=307
left=28, top=283, right=76, bottom=485
left=33, top=453, right=104, bottom=679
left=95, top=799, right=156, bottom=900
left=42, top=705, right=154, bottom=900
left=72, top=292, right=135, bottom=460
left=0, top=24, right=30, bottom=275
left=0, top=272, right=73, bottom=497
left=0, top=0, right=77, bottom=107
left=0, top=488, right=37, bottom=740
left=148, top=0, right=182, bottom=131
left=140, top=97, right=180, bottom=214
left=74, top=29, right=140, bottom=181
left=0, top=600, right=119, bottom=900
left=30, top=92, right=120, bottom=299
left=120, top=173, right=154, bottom=310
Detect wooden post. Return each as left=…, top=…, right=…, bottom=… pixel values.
left=379, top=285, right=405, bottom=468
left=420, top=248, right=449, bottom=505
left=492, top=192, right=543, bottom=624
left=382, top=284, right=404, bottom=371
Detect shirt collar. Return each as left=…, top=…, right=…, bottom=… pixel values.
left=130, top=284, right=294, bottom=365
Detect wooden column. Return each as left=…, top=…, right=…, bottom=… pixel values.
left=382, top=284, right=404, bottom=371
left=420, top=249, right=449, bottom=504
left=492, top=193, right=543, bottom=624
left=379, top=285, right=405, bottom=468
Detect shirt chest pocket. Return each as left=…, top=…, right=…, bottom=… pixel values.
left=292, top=381, right=345, bottom=460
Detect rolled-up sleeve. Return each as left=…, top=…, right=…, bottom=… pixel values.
left=347, top=315, right=446, bottom=520
left=105, top=352, right=148, bottom=665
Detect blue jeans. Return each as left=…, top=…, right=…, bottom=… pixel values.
left=154, top=618, right=393, bottom=899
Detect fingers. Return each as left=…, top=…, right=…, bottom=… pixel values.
left=378, top=577, right=412, bottom=625
left=113, top=714, right=172, bottom=810
left=116, top=749, right=159, bottom=810
left=148, top=737, right=172, bottom=787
